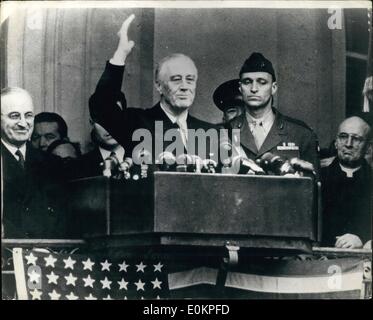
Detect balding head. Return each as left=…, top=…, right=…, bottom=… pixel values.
left=154, top=54, right=198, bottom=114
left=335, top=116, right=371, bottom=168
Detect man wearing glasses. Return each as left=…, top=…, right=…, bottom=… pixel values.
left=321, top=116, right=372, bottom=249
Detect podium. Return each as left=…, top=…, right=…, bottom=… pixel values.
left=66, top=172, right=317, bottom=256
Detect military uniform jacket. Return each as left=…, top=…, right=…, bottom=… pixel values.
left=225, top=108, right=320, bottom=175
left=89, top=62, right=218, bottom=161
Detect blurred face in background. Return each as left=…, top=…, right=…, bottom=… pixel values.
left=223, top=105, right=244, bottom=123
left=50, top=142, right=79, bottom=159
left=92, top=122, right=119, bottom=150
left=31, top=121, right=61, bottom=151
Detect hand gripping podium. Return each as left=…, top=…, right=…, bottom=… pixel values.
left=67, top=172, right=317, bottom=256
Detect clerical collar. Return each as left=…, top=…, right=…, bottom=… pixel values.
left=99, top=145, right=125, bottom=162
left=160, top=101, right=188, bottom=126
left=339, top=163, right=361, bottom=178
left=1, top=139, right=27, bottom=159
left=246, top=107, right=275, bottom=133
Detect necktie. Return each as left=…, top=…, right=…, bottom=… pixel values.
left=176, top=119, right=188, bottom=150
left=15, top=149, right=25, bottom=169
left=251, top=121, right=267, bottom=150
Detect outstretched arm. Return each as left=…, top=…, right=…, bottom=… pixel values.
left=110, top=14, right=135, bottom=66
left=89, top=15, right=137, bottom=151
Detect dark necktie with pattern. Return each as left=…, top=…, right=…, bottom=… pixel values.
left=15, top=149, right=25, bottom=169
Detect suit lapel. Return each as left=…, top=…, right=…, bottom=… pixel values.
left=231, top=114, right=258, bottom=155
left=257, top=110, right=287, bottom=157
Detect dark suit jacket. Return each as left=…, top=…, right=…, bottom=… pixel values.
left=225, top=108, right=320, bottom=176
left=321, top=158, right=372, bottom=246
left=1, top=142, right=66, bottom=238
left=67, top=147, right=104, bottom=179
left=89, top=62, right=219, bottom=161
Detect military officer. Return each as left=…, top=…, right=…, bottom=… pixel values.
left=213, top=79, right=245, bottom=126
left=225, top=52, right=320, bottom=174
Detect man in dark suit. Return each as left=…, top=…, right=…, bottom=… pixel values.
left=225, top=52, right=320, bottom=175
left=89, top=14, right=219, bottom=166
left=70, top=120, right=126, bottom=179
left=1, top=87, right=65, bottom=238
left=321, top=116, right=372, bottom=249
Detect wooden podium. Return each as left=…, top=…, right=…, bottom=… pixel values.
left=66, top=172, right=317, bottom=256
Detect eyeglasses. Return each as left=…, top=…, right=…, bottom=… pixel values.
left=336, top=133, right=365, bottom=146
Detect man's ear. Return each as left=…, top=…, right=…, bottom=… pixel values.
left=271, top=82, right=278, bottom=95
left=365, top=141, right=373, bottom=156
left=155, top=81, right=163, bottom=95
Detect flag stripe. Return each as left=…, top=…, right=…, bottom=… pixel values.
left=225, top=270, right=363, bottom=293
left=168, top=267, right=218, bottom=290
left=12, top=248, right=29, bottom=300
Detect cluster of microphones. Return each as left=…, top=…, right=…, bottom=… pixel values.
left=100, top=142, right=316, bottom=180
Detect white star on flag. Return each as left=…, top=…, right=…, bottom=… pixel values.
left=65, top=273, right=78, bottom=286
left=46, top=271, right=59, bottom=285
left=85, top=293, right=97, bottom=300
left=118, top=261, right=129, bottom=272
left=100, top=259, right=112, bottom=271
left=82, top=274, right=95, bottom=288
left=25, top=253, right=37, bottom=265
left=66, top=292, right=79, bottom=300
left=153, top=262, right=163, bottom=272
left=30, top=289, right=42, bottom=300
left=134, top=279, right=145, bottom=291
left=118, top=278, right=129, bottom=290
left=103, top=294, right=113, bottom=300
left=100, top=276, right=112, bottom=290
left=63, top=256, right=76, bottom=270
left=28, top=270, right=41, bottom=284
left=82, top=258, right=95, bottom=271
left=48, top=289, right=61, bottom=300
left=136, top=261, right=147, bottom=273
left=44, top=254, right=57, bottom=268
left=151, top=277, right=162, bottom=289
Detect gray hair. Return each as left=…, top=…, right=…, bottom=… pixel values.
left=154, top=53, right=198, bottom=83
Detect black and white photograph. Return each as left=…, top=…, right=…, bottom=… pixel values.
left=1, top=0, right=372, bottom=302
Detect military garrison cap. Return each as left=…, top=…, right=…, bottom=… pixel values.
left=213, top=79, right=244, bottom=112
left=239, top=52, right=276, bottom=81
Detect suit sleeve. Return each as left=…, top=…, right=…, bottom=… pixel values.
left=301, top=129, right=321, bottom=180
left=89, top=61, right=135, bottom=152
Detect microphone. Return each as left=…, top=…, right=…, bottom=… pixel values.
left=202, top=159, right=218, bottom=173
left=133, top=149, right=152, bottom=179
left=102, top=153, right=119, bottom=177
left=156, top=151, right=176, bottom=171
left=289, top=158, right=317, bottom=176
left=190, top=155, right=203, bottom=173
left=231, top=155, right=266, bottom=175
left=176, top=154, right=194, bottom=172
left=118, top=157, right=133, bottom=179
left=259, top=152, right=296, bottom=176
